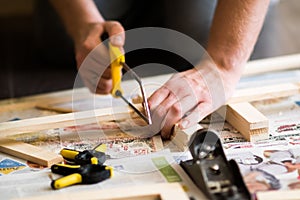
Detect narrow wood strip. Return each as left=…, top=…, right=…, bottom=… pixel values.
left=0, top=138, right=63, bottom=167
left=243, top=53, right=300, bottom=77
left=256, top=189, right=300, bottom=200
left=222, top=102, right=269, bottom=142
left=228, top=82, right=300, bottom=104
left=15, top=183, right=189, bottom=200
left=0, top=106, right=138, bottom=137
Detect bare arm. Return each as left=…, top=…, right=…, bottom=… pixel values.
left=50, top=0, right=104, bottom=43
left=148, top=0, right=270, bottom=138
left=207, top=0, right=270, bottom=85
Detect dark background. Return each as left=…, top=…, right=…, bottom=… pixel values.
left=1, top=0, right=300, bottom=100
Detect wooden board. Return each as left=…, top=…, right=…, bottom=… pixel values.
left=0, top=106, right=138, bottom=137
left=256, top=189, right=300, bottom=200
left=13, top=183, right=189, bottom=200
left=0, top=105, right=167, bottom=166
left=0, top=138, right=63, bottom=167
left=227, top=82, right=300, bottom=104
left=243, top=53, right=300, bottom=77
left=219, top=102, right=269, bottom=142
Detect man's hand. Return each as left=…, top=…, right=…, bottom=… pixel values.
left=148, top=60, right=238, bottom=139
left=50, top=0, right=125, bottom=94
left=74, top=21, right=125, bottom=94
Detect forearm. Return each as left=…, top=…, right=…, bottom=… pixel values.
left=207, top=0, right=270, bottom=77
left=50, top=0, right=104, bottom=42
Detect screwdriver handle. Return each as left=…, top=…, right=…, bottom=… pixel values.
left=51, top=173, right=82, bottom=189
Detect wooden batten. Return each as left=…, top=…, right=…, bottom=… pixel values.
left=0, top=105, right=139, bottom=137
left=243, top=53, right=300, bottom=77
left=220, top=102, right=269, bottom=142
left=228, top=82, right=300, bottom=104
left=0, top=138, right=63, bottom=167
left=14, top=183, right=189, bottom=200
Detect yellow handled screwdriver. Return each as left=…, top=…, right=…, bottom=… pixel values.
left=109, top=42, right=152, bottom=125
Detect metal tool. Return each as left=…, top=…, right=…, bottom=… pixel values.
left=50, top=163, right=113, bottom=189
left=109, top=42, right=152, bottom=125
left=180, top=129, right=251, bottom=200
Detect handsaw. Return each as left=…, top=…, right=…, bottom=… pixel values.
left=109, top=42, right=152, bottom=125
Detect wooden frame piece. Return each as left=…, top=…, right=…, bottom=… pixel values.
left=14, top=183, right=189, bottom=200
left=0, top=138, right=63, bottom=167
left=256, top=190, right=300, bottom=200
left=243, top=53, right=300, bottom=77
left=227, top=82, right=300, bottom=104
left=0, top=105, right=166, bottom=166
left=0, top=80, right=299, bottom=163
left=219, top=102, right=269, bottom=142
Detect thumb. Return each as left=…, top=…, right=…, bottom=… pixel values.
left=103, top=21, right=125, bottom=47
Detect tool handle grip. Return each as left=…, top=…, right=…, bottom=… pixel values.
left=51, top=173, right=82, bottom=189
left=109, top=42, right=125, bottom=97
left=51, top=164, right=80, bottom=175
left=60, top=148, right=79, bottom=160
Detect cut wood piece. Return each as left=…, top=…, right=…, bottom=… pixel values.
left=256, top=190, right=300, bottom=200
left=16, top=183, right=189, bottom=200
left=243, top=53, right=300, bottom=77
left=219, top=102, right=269, bottom=142
left=0, top=138, right=63, bottom=167
left=152, top=135, right=164, bottom=151
left=171, top=124, right=203, bottom=151
left=0, top=105, right=142, bottom=137
left=228, top=82, right=300, bottom=104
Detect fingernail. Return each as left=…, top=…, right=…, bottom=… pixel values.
left=181, top=120, right=189, bottom=129
left=111, top=36, right=123, bottom=46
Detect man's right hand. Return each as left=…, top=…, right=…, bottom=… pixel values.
left=74, top=21, right=125, bottom=94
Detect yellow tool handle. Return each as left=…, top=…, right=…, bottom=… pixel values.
left=105, top=166, right=114, bottom=178
left=60, top=149, right=79, bottom=160
left=51, top=173, right=82, bottom=189
left=94, top=143, right=107, bottom=153
left=90, top=157, right=98, bottom=165
left=109, top=42, right=125, bottom=97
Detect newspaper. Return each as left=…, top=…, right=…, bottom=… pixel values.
left=0, top=150, right=205, bottom=200
left=199, top=95, right=300, bottom=195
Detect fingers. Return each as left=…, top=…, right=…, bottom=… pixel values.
left=96, top=67, right=112, bottom=94
left=179, top=102, right=213, bottom=130
left=158, top=95, right=200, bottom=139
left=103, top=21, right=125, bottom=47
left=96, top=78, right=112, bottom=94
left=150, top=90, right=200, bottom=139
left=148, top=87, right=171, bottom=109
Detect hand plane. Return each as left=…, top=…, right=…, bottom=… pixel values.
left=180, top=129, right=251, bottom=200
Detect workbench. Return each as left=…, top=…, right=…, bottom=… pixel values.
left=0, top=54, right=300, bottom=200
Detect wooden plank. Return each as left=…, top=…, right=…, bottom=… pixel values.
left=0, top=105, right=165, bottom=167
left=243, top=53, right=300, bottom=77
left=0, top=106, right=139, bottom=137
left=1, top=82, right=299, bottom=142
left=220, top=102, right=269, bottom=142
left=256, top=190, right=300, bottom=200
left=228, top=82, right=300, bottom=104
left=171, top=124, right=203, bottom=151
left=14, top=183, right=189, bottom=200
left=0, top=138, right=63, bottom=167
